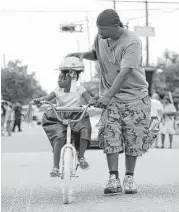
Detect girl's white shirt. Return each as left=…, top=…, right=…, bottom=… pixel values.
left=54, top=86, right=86, bottom=107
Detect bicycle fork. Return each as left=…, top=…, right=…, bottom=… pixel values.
left=59, top=122, right=78, bottom=178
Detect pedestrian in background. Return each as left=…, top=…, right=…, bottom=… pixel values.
left=12, top=102, right=23, bottom=132
left=3, top=101, right=14, bottom=136
left=151, top=93, right=164, bottom=148
left=1, top=102, right=6, bottom=136
left=160, top=95, right=176, bottom=148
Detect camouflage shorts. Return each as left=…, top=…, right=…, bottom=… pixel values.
left=98, top=96, right=158, bottom=156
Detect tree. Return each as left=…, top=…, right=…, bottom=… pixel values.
left=163, top=49, right=179, bottom=65
left=153, top=50, right=179, bottom=95
left=1, top=60, right=47, bottom=104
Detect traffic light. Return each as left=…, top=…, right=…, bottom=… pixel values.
left=60, top=24, right=82, bottom=33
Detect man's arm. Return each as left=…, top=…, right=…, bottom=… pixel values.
left=82, top=91, right=96, bottom=105
left=82, top=50, right=97, bottom=61
left=105, top=67, right=132, bottom=99
left=66, top=50, right=97, bottom=61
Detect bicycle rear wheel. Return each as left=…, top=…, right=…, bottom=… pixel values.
left=62, top=148, right=73, bottom=204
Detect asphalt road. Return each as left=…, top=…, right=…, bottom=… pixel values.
left=1, top=123, right=179, bottom=212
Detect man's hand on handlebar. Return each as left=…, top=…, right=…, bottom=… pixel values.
left=88, top=98, right=97, bottom=107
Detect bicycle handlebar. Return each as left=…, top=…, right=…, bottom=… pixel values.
left=31, top=100, right=91, bottom=124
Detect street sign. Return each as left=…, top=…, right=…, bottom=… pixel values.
left=134, top=26, right=155, bottom=37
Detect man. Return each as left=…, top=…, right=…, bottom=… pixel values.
left=12, top=102, right=22, bottom=132
left=151, top=93, right=163, bottom=148
left=160, top=95, right=176, bottom=148
left=67, top=9, right=157, bottom=195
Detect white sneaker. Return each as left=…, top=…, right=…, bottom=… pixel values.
left=123, top=175, right=137, bottom=194
left=104, top=174, right=123, bottom=195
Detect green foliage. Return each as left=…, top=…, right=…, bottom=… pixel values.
left=154, top=51, right=179, bottom=97
left=1, top=60, right=47, bottom=104
left=163, top=63, right=179, bottom=92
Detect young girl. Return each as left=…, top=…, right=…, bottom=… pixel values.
left=33, top=57, right=95, bottom=177
left=160, top=95, right=176, bottom=148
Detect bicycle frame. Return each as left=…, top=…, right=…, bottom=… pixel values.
left=60, top=123, right=76, bottom=177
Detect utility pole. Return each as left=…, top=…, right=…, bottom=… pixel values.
left=109, top=0, right=179, bottom=67
left=145, top=0, right=149, bottom=67
left=113, top=0, right=116, bottom=10
left=77, top=39, right=83, bottom=83
left=86, top=14, right=93, bottom=80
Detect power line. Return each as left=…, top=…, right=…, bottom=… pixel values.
left=114, top=0, right=179, bottom=4
left=111, top=0, right=179, bottom=67
left=1, top=7, right=179, bottom=13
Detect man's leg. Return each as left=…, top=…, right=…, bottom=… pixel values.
left=106, top=153, right=119, bottom=173
left=18, top=119, right=22, bottom=131
left=125, top=155, right=137, bottom=175
left=161, top=133, right=165, bottom=148
left=99, top=102, right=123, bottom=195
left=104, top=152, right=122, bottom=195
left=123, top=154, right=138, bottom=194
left=155, top=137, right=159, bottom=148
left=169, top=134, right=173, bottom=148
left=7, top=121, right=12, bottom=136
left=123, top=96, right=152, bottom=194
left=12, top=119, right=17, bottom=132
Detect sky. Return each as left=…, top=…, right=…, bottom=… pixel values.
left=1, top=0, right=179, bottom=93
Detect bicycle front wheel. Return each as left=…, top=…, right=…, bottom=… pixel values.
left=62, top=148, right=73, bottom=204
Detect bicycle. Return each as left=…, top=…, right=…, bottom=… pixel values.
left=28, top=100, right=92, bottom=204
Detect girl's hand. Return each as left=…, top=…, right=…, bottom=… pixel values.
left=88, top=98, right=97, bottom=106
left=33, top=98, right=42, bottom=105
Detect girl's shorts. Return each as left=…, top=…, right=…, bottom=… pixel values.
left=42, top=109, right=92, bottom=148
